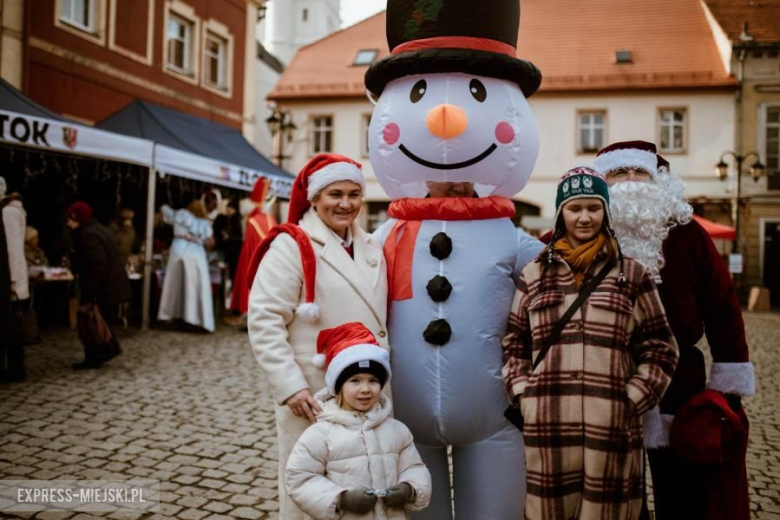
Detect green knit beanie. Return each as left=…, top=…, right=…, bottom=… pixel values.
left=554, top=166, right=611, bottom=229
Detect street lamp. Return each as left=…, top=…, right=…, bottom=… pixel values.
left=266, top=108, right=296, bottom=167
left=714, top=151, right=766, bottom=255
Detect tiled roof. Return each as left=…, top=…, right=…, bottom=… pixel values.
left=704, top=0, right=780, bottom=43
left=269, top=0, right=737, bottom=100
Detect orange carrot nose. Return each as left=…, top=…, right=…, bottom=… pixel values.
left=426, top=104, right=468, bottom=139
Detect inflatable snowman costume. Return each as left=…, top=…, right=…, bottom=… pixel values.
left=367, top=1, right=543, bottom=518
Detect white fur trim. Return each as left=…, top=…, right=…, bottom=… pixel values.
left=706, top=362, right=756, bottom=396
left=307, top=162, right=365, bottom=200
left=595, top=148, right=658, bottom=177
left=325, top=343, right=391, bottom=395
left=643, top=406, right=675, bottom=448
left=295, top=302, right=321, bottom=322
left=312, top=353, right=327, bottom=369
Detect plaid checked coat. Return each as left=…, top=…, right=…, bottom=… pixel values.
left=502, top=248, right=678, bottom=520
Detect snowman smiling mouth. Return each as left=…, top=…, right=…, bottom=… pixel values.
left=398, top=143, right=498, bottom=170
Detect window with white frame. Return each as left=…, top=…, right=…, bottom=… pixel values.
left=658, top=108, right=687, bottom=153
left=167, top=14, right=192, bottom=74
left=204, top=32, right=227, bottom=89
left=577, top=111, right=606, bottom=153
left=311, top=116, right=333, bottom=154
left=362, top=114, right=372, bottom=157
left=765, top=106, right=780, bottom=172
left=60, top=0, right=93, bottom=31
left=766, top=106, right=780, bottom=190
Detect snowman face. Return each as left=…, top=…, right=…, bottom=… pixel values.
left=369, top=72, right=539, bottom=199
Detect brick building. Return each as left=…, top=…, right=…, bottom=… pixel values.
left=21, top=0, right=264, bottom=137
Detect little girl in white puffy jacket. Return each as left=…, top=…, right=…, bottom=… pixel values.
left=285, top=323, right=431, bottom=520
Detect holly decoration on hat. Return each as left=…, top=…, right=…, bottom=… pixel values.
left=405, top=0, right=444, bottom=38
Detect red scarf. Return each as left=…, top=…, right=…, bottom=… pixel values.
left=384, top=196, right=516, bottom=302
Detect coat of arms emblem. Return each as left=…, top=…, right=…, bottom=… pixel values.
left=583, top=176, right=593, bottom=189
left=562, top=181, right=570, bottom=193
left=571, top=177, right=581, bottom=190
left=62, top=127, right=78, bottom=149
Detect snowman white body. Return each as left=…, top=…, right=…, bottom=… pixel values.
left=371, top=73, right=543, bottom=519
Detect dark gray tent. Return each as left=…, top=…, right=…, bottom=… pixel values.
left=97, top=99, right=292, bottom=188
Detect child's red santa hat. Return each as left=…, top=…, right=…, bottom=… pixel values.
left=246, top=154, right=365, bottom=322
left=287, top=153, right=365, bottom=225
left=595, top=140, right=659, bottom=178
left=314, top=322, right=391, bottom=396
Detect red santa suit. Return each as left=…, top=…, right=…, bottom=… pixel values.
left=230, top=178, right=277, bottom=315
left=644, top=219, right=752, bottom=520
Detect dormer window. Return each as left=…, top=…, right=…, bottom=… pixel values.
left=615, top=50, right=633, bottom=64
left=354, top=49, right=378, bottom=66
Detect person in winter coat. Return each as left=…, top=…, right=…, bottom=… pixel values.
left=286, top=322, right=431, bottom=520
left=595, top=141, right=754, bottom=520
left=25, top=227, right=48, bottom=267
left=248, top=154, right=388, bottom=520
left=67, top=201, right=131, bottom=369
left=1, top=177, right=29, bottom=381
left=502, top=167, right=679, bottom=520
left=157, top=200, right=214, bottom=332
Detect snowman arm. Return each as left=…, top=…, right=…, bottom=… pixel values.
left=372, top=218, right=398, bottom=247
left=514, top=230, right=544, bottom=285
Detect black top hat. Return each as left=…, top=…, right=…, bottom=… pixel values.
left=365, top=0, right=541, bottom=97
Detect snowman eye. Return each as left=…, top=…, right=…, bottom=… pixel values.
left=469, top=79, right=487, bottom=102
left=410, top=80, right=427, bottom=103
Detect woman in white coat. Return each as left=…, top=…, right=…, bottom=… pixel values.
left=248, top=154, right=389, bottom=520
left=158, top=200, right=214, bottom=332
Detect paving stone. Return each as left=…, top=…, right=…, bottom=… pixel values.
left=203, top=501, right=234, bottom=514
left=177, top=509, right=209, bottom=520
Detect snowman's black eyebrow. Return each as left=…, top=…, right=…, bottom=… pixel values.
left=398, top=143, right=497, bottom=170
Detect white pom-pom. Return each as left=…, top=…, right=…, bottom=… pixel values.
left=295, top=302, right=321, bottom=322
left=312, top=353, right=327, bottom=369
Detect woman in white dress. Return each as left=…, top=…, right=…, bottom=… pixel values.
left=158, top=200, right=215, bottom=332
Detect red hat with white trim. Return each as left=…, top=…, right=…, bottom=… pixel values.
left=314, top=322, right=391, bottom=396
left=287, top=154, right=365, bottom=224
left=594, top=140, right=659, bottom=178
left=249, top=177, right=271, bottom=203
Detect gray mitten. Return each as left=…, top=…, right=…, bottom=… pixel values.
left=383, top=482, right=414, bottom=508
left=339, top=489, right=377, bottom=514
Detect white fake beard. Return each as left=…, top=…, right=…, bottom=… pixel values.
left=609, top=174, right=693, bottom=283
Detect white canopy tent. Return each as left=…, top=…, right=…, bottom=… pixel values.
left=1, top=82, right=293, bottom=331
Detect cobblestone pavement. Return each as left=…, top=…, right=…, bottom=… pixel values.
left=0, top=313, right=779, bottom=519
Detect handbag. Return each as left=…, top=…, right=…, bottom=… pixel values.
left=77, top=303, right=113, bottom=346
left=11, top=292, right=38, bottom=345
left=504, top=259, right=615, bottom=432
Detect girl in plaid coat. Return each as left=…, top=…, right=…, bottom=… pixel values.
left=502, top=167, right=679, bottom=520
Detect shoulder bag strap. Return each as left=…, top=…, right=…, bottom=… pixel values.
left=532, top=259, right=614, bottom=370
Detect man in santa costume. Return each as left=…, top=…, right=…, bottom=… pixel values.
left=595, top=140, right=754, bottom=520
left=227, top=177, right=277, bottom=325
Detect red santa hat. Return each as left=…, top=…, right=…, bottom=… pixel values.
left=656, top=153, right=670, bottom=174
left=669, top=389, right=747, bottom=465
left=246, top=223, right=320, bottom=321
left=594, top=140, right=659, bottom=177
left=287, top=154, right=365, bottom=224
left=314, top=322, right=391, bottom=396
left=250, top=177, right=271, bottom=204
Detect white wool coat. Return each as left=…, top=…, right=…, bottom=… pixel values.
left=2, top=199, right=28, bottom=300
left=286, top=389, right=431, bottom=520
left=248, top=207, right=388, bottom=520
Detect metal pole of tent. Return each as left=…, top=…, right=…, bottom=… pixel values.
left=142, top=144, right=157, bottom=332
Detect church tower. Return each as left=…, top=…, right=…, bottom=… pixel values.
left=262, top=0, right=341, bottom=66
